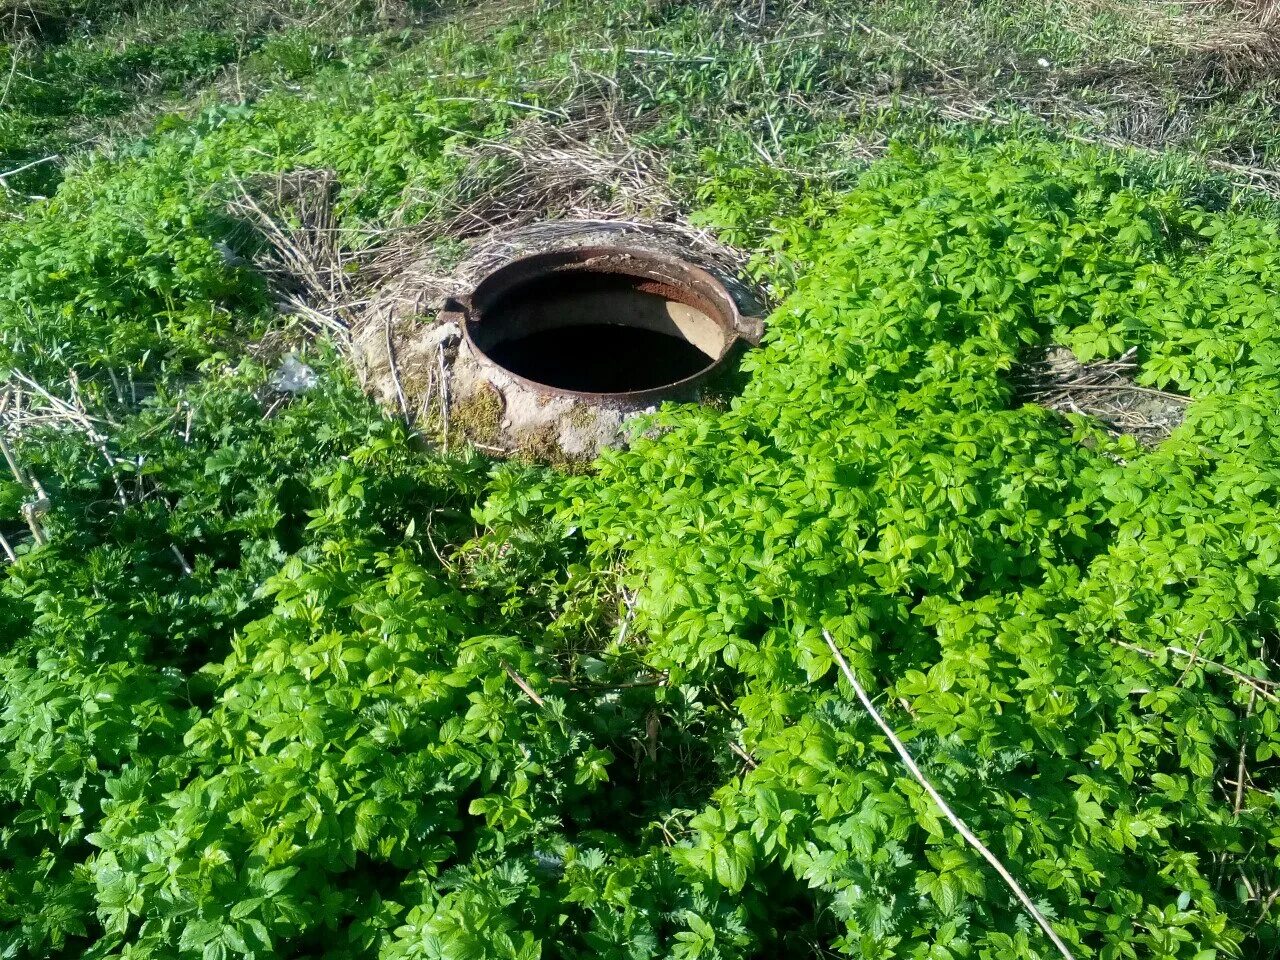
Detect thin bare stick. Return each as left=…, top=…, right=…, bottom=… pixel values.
left=0, top=429, right=49, bottom=502
left=1253, top=884, right=1280, bottom=932
left=419, top=365, right=436, bottom=431
left=1222, top=777, right=1269, bottom=798
left=822, top=629, right=1078, bottom=960
left=1033, top=382, right=1191, bottom=404
left=847, top=15, right=959, bottom=80
left=1110, top=638, right=1279, bottom=703
left=9, top=369, right=116, bottom=428
left=0, top=154, right=60, bottom=182
left=1242, top=873, right=1258, bottom=902
left=729, top=740, right=759, bottom=770
left=21, top=501, right=47, bottom=546
left=0, top=431, right=27, bottom=485
left=103, top=446, right=127, bottom=506
left=616, top=586, right=638, bottom=643
left=549, top=676, right=665, bottom=690
left=0, top=13, right=22, bottom=111
left=1236, top=689, right=1259, bottom=814
left=1176, top=632, right=1206, bottom=687
left=431, top=96, right=569, bottom=119
left=384, top=316, right=412, bottom=425
left=27, top=470, right=46, bottom=502
left=421, top=515, right=452, bottom=571
left=106, top=367, right=126, bottom=405
left=8, top=371, right=126, bottom=502
left=593, top=47, right=717, bottom=63
left=437, top=343, right=450, bottom=451
left=0, top=529, right=15, bottom=562
left=67, top=369, right=87, bottom=416
left=169, top=544, right=194, bottom=576
left=501, top=660, right=546, bottom=707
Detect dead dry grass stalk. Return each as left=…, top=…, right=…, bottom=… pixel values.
left=363, top=98, right=751, bottom=327
left=1016, top=345, right=1187, bottom=444
left=236, top=100, right=707, bottom=349
left=229, top=169, right=361, bottom=345
left=822, top=629, right=1080, bottom=960
left=1187, top=0, right=1280, bottom=67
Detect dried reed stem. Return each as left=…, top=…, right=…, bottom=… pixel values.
left=21, top=500, right=46, bottom=545
left=501, top=660, right=546, bottom=707
left=437, top=343, right=450, bottom=451
left=1235, top=688, right=1258, bottom=814
left=822, top=629, right=1079, bottom=960
left=1110, top=638, right=1279, bottom=703
left=729, top=740, right=759, bottom=769
left=170, top=544, right=194, bottom=576
left=384, top=316, right=411, bottom=425
left=0, top=430, right=26, bottom=485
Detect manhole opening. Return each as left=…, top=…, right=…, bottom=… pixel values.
left=475, top=272, right=726, bottom=395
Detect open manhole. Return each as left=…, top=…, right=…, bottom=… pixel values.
left=444, top=247, right=764, bottom=404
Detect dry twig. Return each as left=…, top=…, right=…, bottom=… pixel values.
left=1235, top=688, right=1258, bottom=814
left=822, top=629, right=1079, bottom=960
left=170, top=544, right=194, bottom=576
left=1017, top=346, right=1186, bottom=444
left=0, top=430, right=27, bottom=486
left=1254, top=883, right=1280, bottom=932
left=729, top=740, right=759, bottom=770
left=437, top=342, right=450, bottom=450
left=1110, top=638, right=1279, bottom=703
left=384, top=316, right=412, bottom=425
left=501, top=660, right=546, bottom=707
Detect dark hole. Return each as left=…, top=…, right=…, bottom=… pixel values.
left=487, top=324, right=713, bottom=393
left=474, top=268, right=729, bottom=395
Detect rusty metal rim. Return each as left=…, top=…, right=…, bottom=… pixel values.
left=444, top=245, right=764, bottom=404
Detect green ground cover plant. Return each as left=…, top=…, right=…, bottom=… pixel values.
left=3, top=0, right=1280, bottom=958
left=536, top=140, right=1280, bottom=958
left=0, top=0, right=433, bottom=201
left=7, top=126, right=1280, bottom=957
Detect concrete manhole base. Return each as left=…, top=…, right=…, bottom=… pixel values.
left=353, top=223, right=767, bottom=461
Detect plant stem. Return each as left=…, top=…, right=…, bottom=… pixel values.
left=502, top=661, right=545, bottom=707
left=21, top=502, right=46, bottom=546
left=1110, top=638, right=1279, bottom=704
left=1236, top=688, right=1258, bottom=815
left=822, top=629, right=1078, bottom=960
left=0, top=431, right=27, bottom=486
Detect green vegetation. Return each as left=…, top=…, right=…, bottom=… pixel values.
left=551, top=140, right=1280, bottom=957
left=0, top=0, right=426, bottom=199
left=3, top=0, right=1280, bottom=958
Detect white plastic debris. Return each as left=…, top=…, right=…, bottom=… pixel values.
left=215, top=241, right=246, bottom=267
left=270, top=354, right=318, bottom=395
